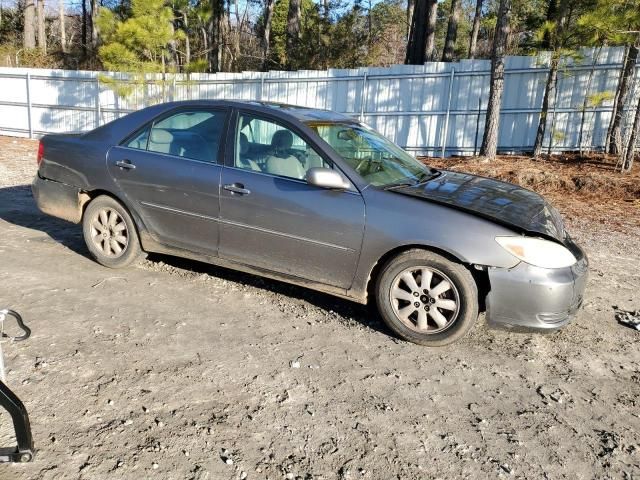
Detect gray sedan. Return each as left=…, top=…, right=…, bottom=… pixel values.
left=32, top=100, right=588, bottom=346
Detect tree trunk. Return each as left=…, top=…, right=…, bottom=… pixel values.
left=479, top=0, right=511, bottom=160
left=208, top=0, right=224, bottom=72
left=578, top=47, right=601, bottom=155
left=219, top=6, right=229, bottom=71
left=606, top=40, right=639, bottom=154
left=406, top=0, right=426, bottom=64
left=546, top=77, right=560, bottom=155
left=532, top=0, right=567, bottom=157
left=36, top=0, right=46, bottom=53
left=468, top=0, right=483, bottom=59
left=59, top=0, right=66, bottom=53
left=441, top=0, right=460, bottom=62
left=533, top=55, right=559, bottom=157
left=183, top=13, right=190, bottom=67
left=406, top=0, right=415, bottom=41
left=262, top=0, right=275, bottom=69
left=90, top=0, right=98, bottom=49
left=621, top=93, right=640, bottom=172
left=541, top=0, right=557, bottom=49
left=286, top=0, right=301, bottom=69
left=81, top=0, right=87, bottom=54
left=424, top=0, right=437, bottom=61
left=23, top=0, right=36, bottom=49
left=405, top=0, right=436, bottom=64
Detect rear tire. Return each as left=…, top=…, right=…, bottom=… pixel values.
left=375, top=249, right=478, bottom=346
left=82, top=195, right=142, bottom=269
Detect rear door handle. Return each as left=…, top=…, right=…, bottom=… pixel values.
left=115, top=160, right=136, bottom=170
left=223, top=183, right=251, bottom=195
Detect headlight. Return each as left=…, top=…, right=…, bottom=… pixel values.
left=495, top=236, right=577, bottom=269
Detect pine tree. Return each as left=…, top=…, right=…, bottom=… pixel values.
left=405, top=0, right=437, bottom=64
left=23, top=0, right=36, bottom=49
left=441, top=0, right=460, bottom=62
left=479, top=0, right=511, bottom=159
left=97, top=0, right=180, bottom=98
left=468, top=0, right=483, bottom=59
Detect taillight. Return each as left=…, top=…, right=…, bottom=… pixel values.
left=36, top=141, right=44, bottom=167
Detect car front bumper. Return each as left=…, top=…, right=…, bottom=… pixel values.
left=485, top=241, right=588, bottom=330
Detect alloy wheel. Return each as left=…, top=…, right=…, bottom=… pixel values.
left=90, top=208, right=129, bottom=258
left=389, top=266, right=460, bottom=333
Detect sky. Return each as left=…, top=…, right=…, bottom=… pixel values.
left=0, top=0, right=392, bottom=18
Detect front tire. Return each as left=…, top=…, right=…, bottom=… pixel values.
left=375, top=249, right=478, bottom=346
left=82, top=195, right=142, bottom=269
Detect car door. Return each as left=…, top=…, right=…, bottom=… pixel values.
left=106, top=108, right=229, bottom=255
left=218, top=111, right=365, bottom=289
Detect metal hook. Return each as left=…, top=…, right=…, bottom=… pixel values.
left=0, top=310, right=31, bottom=342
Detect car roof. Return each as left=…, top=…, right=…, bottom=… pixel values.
left=153, top=99, right=357, bottom=124
left=83, top=99, right=358, bottom=144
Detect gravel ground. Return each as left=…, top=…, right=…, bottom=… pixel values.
left=0, top=136, right=639, bottom=480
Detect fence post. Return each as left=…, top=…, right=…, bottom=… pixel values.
left=25, top=72, right=33, bottom=139
left=260, top=75, right=265, bottom=101
left=359, top=72, right=368, bottom=122
left=474, top=96, right=482, bottom=156
left=95, top=77, right=101, bottom=128
left=441, top=68, right=455, bottom=158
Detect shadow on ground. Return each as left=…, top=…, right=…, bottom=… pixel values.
left=0, top=184, right=386, bottom=336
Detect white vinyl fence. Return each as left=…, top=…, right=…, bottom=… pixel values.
left=0, top=47, right=638, bottom=156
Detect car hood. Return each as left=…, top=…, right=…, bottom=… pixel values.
left=393, top=170, right=566, bottom=241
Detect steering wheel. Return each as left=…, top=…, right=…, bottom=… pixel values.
left=289, top=149, right=308, bottom=167
left=355, top=157, right=384, bottom=176
left=355, top=158, right=371, bottom=175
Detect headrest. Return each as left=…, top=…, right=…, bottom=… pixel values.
left=239, top=133, right=249, bottom=155
left=149, top=128, right=174, bottom=144
left=271, top=130, right=293, bottom=150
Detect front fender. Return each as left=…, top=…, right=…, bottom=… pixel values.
left=348, top=188, right=520, bottom=300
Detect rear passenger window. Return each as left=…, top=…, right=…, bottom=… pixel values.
left=143, top=110, right=226, bottom=163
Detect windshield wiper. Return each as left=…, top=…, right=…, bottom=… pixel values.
left=416, top=170, right=441, bottom=183
left=382, top=181, right=417, bottom=190
left=382, top=170, right=441, bottom=190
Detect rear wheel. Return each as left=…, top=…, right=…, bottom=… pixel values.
left=82, top=195, right=141, bottom=268
left=375, top=249, right=478, bottom=346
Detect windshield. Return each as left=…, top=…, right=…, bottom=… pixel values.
left=308, top=122, right=436, bottom=187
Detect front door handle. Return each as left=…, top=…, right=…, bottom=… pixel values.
left=223, top=183, right=251, bottom=195
left=115, top=160, right=136, bottom=170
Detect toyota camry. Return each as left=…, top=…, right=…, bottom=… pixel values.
left=32, top=100, right=588, bottom=346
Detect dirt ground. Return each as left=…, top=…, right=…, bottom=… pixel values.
left=0, top=136, right=639, bottom=480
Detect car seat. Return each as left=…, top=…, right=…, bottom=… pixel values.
left=265, top=130, right=305, bottom=179
left=237, top=133, right=261, bottom=171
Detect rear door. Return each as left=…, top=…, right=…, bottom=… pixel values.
left=107, top=108, right=229, bottom=255
left=218, top=111, right=365, bottom=289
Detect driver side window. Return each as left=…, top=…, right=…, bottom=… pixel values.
left=235, top=114, right=329, bottom=180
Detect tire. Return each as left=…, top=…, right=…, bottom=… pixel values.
left=82, top=195, right=142, bottom=269
left=375, top=249, right=478, bottom=346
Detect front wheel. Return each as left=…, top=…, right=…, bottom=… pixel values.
left=375, top=249, right=478, bottom=346
left=82, top=195, right=142, bottom=269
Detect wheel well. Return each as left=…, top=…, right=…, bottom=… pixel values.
left=365, top=244, right=489, bottom=312
left=80, top=189, right=146, bottom=239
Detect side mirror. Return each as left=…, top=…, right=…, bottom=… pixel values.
left=306, top=167, right=350, bottom=190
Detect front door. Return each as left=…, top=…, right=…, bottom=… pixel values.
left=107, top=108, right=228, bottom=255
left=218, top=112, right=365, bottom=289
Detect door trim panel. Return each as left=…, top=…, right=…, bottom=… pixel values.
left=219, top=217, right=355, bottom=252
left=140, top=201, right=219, bottom=222
left=140, top=200, right=354, bottom=252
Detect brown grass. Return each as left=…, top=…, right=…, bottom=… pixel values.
left=422, top=153, right=640, bottom=232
